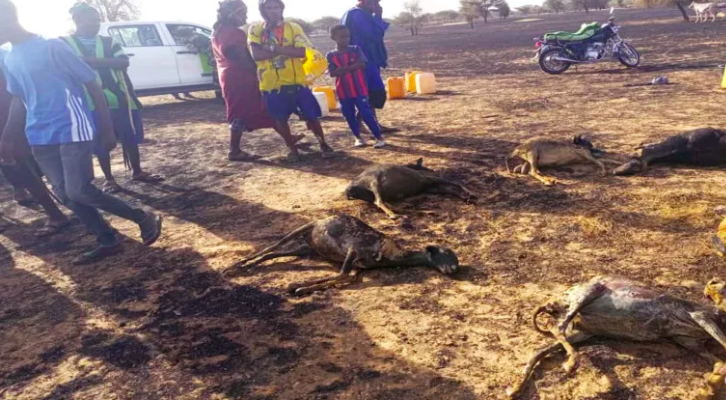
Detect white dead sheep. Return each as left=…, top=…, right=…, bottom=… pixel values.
left=690, top=2, right=717, bottom=23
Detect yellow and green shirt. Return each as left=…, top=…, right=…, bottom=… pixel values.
left=248, top=21, right=312, bottom=92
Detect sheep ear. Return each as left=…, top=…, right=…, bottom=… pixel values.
left=417, top=158, right=424, bottom=167
left=426, top=246, right=440, bottom=255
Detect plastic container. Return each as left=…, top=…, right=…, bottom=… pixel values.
left=313, top=86, right=337, bottom=110
left=405, top=71, right=421, bottom=93
left=303, top=48, right=328, bottom=85
left=313, top=92, right=330, bottom=118
left=387, top=77, right=406, bottom=100
left=415, top=73, right=437, bottom=95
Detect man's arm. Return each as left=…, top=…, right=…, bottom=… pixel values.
left=83, top=38, right=130, bottom=70
left=0, top=98, right=27, bottom=165
left=250, top=43, right=305, bottom=61
left=82, top=56, right=129, bottom=70
left=85, top=80, right=116, bottom=151
left=248, top=24, right=306, bottom=61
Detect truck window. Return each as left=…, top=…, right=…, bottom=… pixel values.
left=166, top=24, right=212, bottom=46
left=108, top=25, right=164, bottom=47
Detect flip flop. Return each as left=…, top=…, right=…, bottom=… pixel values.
left=73, top=244, right=124, bottom=265
left=132, top=173, right=165, bottom=183
left=102, top=180, right=122, bottom=194
left=320, top=144, right=335, bottom=159
left=36, top=220, right=73, bottom=238
left=291, top=134, right=305, bottom=145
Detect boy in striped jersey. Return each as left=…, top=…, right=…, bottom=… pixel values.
left=326, top=25, right=385, bottom=149
left=0, top=0, right=162, bottom=264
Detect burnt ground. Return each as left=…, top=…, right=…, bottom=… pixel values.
left=3, top=7, right=726, bottom=400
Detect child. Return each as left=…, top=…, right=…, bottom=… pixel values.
left=326, top=24, right=385, bottom=149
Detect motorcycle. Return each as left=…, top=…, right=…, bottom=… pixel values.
left=534, top=9, right=640, bottom=75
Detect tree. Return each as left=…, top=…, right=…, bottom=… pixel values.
left=85, top=0, right=140, bottom=22
left=545, top=0, right=566, bottom=13
left=287, top=18, right=313, bottom=35
left=498, top=1, right=511, bottom=18
left=311, top=16, right=340, bottom=33
left=397, top=0, right=425, bottom=35
left=569, top=0, right=591, bottom=12
left=433, top=10, right=460, bottom=22
left=516, top=5, right=535, bottom=14
left=460, top=0, right=510, bottom=24
left=459, top=0, right=480, bottom=28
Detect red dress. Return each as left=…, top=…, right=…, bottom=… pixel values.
left=212, top=25, right=275, bottom=131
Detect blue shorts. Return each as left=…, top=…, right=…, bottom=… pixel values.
left=263, top=85, right=322, bottom=122
left=94, top=109, right=144, bottom=157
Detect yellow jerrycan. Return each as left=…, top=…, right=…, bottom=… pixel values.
left=313, top=86, right=337, bottom=111
left=387, top=77, right=406, bottom=100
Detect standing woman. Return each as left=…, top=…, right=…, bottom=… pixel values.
left=212, top=0, right=301, bottom=161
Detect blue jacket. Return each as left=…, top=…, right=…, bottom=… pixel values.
left=341, top=7, right=389, bottom=69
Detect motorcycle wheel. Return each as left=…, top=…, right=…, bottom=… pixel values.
left=617, top=43, right=640, bottom=68
left=539, top=48, right=571, bottom=75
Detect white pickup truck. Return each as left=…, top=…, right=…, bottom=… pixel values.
left=100, top=21, right=216, bottom=97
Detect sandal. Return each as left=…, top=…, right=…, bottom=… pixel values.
left=320, top=144, right=335, bottom=159
left=102, top=180, right=122, bottom=194
left=36, top=219, right=73, bottom=238
left=14, top=189, right=35, bottom=206
left=286, top=151, right=302, bottom=163
left=228, top=151, right=255, bottom=162
left=132, top=172, right=165, bottom=183
left=73, top=243, right=123, bottom=265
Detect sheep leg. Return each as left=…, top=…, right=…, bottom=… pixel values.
left=552, top=282, right=607, bottom=373
left=370, top=180, right=399, bottom=219
left=526, top=152, right=557, bottom=186
left=506, top=332, right=593, bottom=399
left=288, top=247, right=359, bottom=295
left=580, top=151, right=608, bottom=176
left=425, top=178, right=478, bottom=201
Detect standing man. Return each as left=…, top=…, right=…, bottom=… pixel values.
left=0, top=0, right=163, bottom=264
left=249, top=0, right=334, bottom=161
left=342, top=0, right=396, bottom=133
left=65, top=2, right=163, bottom=193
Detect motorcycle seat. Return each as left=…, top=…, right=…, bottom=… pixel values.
left=544, top=22, right=601, bottom=42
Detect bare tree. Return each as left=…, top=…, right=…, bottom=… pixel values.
left=85, top=0, right=140, bottom=22
left=545, top=0, right=566, bottom=13
left=460, top=0, right=510, bottom=24
left=459, top=0, right=480, bottom=28
left=515, top=5, right=535, bottom=14
left=398, top=0, right=425, bottom=35
left=312, top=16, right=340, bottom=34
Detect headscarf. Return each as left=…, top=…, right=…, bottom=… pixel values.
left=69, top=2, right=99, bottom=17
left=214, top=0, right=245, bottom=32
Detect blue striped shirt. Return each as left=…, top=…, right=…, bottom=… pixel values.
left=0, top=36, right=97, bottom=145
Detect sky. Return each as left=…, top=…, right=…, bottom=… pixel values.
left=18, top=0, right=539, bottom=37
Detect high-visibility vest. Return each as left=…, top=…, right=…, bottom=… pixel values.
left=62, top=35, right=139, bottom=112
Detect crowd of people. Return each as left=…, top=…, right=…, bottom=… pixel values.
left=0, top=0, right=392, bottom=264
